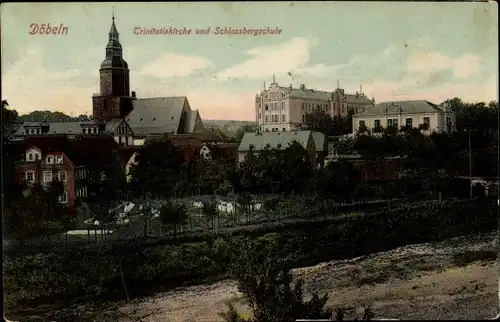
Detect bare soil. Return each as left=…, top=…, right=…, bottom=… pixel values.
left=116, top=232, right=499, bottom=321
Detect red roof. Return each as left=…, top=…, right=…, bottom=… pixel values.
left=15, top=135, right=121, bottom=168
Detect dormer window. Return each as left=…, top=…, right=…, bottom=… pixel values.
left=28, top=153, right=34, bottom=161
left=47, top=155, right=54, bottom=164
left=56, top=155, right=63, bottom=164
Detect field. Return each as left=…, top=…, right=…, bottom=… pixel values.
left=4, top=198, right=496, bottom=321
left=114, top=231, right=498, bottom=321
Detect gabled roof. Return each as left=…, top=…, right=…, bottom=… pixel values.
left=268, top=86, right=332, bottom=101
left=346, top=93, right=374, bottom=105
left=311, top=132, right=327, bottom=152
left=126, top=97, right=187, bottom=135
left=14, top=136, right=121, bottom=168
left=169, top=136, right=204, bottom=149
left=238, top=131, right=313, bottom=151
left=105, top=118, right=123, bottom=132
left=14, top=119, right=129, bottom=136
left=172, top=132, right=225, bottom=142
left=356, top=100, right=444, bottom=117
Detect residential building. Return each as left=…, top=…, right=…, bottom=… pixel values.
left=12, top=119, right=134, bottom=145
left=14, top=136, right=123, bottom=209
left=254, top=77, right=375, bottom=132
left=92, top=15, right=207, bottom=144
left=237, top=130, right=316, bottom=164
left=352, top=100, right=456, bottom=134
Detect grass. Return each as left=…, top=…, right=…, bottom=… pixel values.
left=452, top=250, right=497, bottom=266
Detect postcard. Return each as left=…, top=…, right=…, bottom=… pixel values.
left=2, top=2, right=498, bottom=321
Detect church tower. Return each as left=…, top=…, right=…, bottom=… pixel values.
left=92, top=14, right=135, bottom=121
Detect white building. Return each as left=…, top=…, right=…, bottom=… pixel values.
left=255, top=77, right=375, bottom=133
left=352, top=100, right=456, bottom=134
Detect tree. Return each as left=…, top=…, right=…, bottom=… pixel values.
left=232, top=124, right=258, bottom=143
left=159, top=202, right=188, bottom=238
left=304, top=110, right=333, bottom=135
left=130, top=137, right=186, bottom=199
left=221, top=236, right=333, bottom=321
left=202, top=200, right=219, bottom=231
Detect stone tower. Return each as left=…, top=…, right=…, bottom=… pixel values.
left=92, top=14, right=135, bottom=121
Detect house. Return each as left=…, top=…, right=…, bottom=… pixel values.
left=238, top=130, right=316, bottom=164
left=13, top=136, right=122, bottom=209
left=352, top=100, right=456, bottom=134
left=11, top=119, right=134, bottom=146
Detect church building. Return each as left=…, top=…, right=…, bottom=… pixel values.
left=14, top=15, right=208, bottom=146
left=92, top=15, right=206, bottom=145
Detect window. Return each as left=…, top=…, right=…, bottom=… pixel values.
left=423, top=117, right=430, bottom=125
left=56, top=155, right=63, bottom=164
left=259, top=113, right=261, bottom=119
left=28, top=153, right=34, bottom=161
left=59, top=191, right=68, bottom=203
left=391, top=119, right=398, bottom=128
left=82, top=128, right=87, bottom=134
left=25, top=171, right=35, bottom=183
left=57, top=171, right=67, bottom=182
left=359, top=120, right=366, bottom=128
left=387, top=119, right=393, bottom=126
left=282, top=128, right=286, bottom=132
left=281, top=102, right=284, bottom=110
left=265, top=116, right=269, bottom=123
left=43, top=171, right=53, bottom=183
left=405, top=118, right=413, bottom=127
left=302, top=115, right=305, bottom=122
left=281, top=115, right=286, bottom=122
left=265, top=105, right=268, bottom=111
left=374, top=119, right=381, bottom=128
left=446, top=117, right=452, bottom=131
left=35, top=153, right=40, bottom=161
left=47, top=155, right=54, bottom=164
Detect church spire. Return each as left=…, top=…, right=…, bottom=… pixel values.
left=104, top=11, right=123, bottom=60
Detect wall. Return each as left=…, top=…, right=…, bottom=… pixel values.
left=352, top=112, right=441, bottom=134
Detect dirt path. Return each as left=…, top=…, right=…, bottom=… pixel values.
left=116, top=232, right=499, bottom=321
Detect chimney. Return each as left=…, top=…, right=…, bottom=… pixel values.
left=300, top=84, right=306, bottom=90
left=131, top=91, right=136, bottom=98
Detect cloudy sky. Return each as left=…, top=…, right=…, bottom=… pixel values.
left=2, top=2, right=498, bottom=120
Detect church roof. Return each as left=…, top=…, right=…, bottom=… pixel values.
left=126, top=97, right=188, bottom=136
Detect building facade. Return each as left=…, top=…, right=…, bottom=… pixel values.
left=254, top=79, right=375, bottom=133
left=352, top=100, right=457, bottom=134
left=14, top=136, right=123, bottom=209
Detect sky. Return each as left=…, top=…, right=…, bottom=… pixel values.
left=1, top=2, right=498, bottom=121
